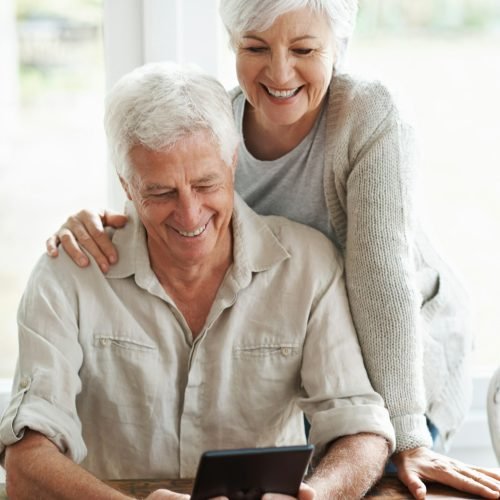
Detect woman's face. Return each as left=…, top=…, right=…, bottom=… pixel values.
left=235, top=7, right=335, bottom=131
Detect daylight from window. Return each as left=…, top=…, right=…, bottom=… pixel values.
left=0, top=0, right=106, bottom=379
left=0, top=0, right=499, bottom=382
left=347, top=0, right=500, bottom=369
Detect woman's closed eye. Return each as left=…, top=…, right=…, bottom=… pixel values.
left=292, top=48, right=314, bottom=56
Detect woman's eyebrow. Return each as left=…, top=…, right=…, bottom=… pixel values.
left=242, top=34, right=319, bottom=43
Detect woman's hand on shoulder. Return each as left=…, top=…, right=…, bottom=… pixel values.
left=392, top=446, right=500, bottom=499
left=46, top=209, right=128, bottom=272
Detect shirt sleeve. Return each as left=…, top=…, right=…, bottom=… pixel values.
left=0, top=254, right=87, bottom=463
left=298, top=253, right=396, bottom=460
left=342, top=84, right=432, bottom=451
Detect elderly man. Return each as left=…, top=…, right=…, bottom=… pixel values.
left=0, top=63, right=394, bottom=499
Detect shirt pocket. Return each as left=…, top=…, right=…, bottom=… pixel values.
left=79, top=335, right=160, bottom=425
left=230, top=341, right=302, bottom=425
left=233, top=343, right=300, bottom=359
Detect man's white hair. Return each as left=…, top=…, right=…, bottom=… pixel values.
left=219, top=0, right=358, bottom=69
left=104, top=62, right=240, bottom=180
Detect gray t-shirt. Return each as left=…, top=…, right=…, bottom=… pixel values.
left=233, top=93, right=337, bottom=245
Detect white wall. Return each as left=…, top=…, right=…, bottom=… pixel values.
left=0, top=0, right=18, bottom=164
left=447, top=373, right=498, bottom=467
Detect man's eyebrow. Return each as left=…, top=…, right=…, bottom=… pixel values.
left=195, top=173, right=222, bottom=183
left=242, top=34, right=319, bottom=43
left=142, top=173, right=221, bottom=191
left=144, top=183, right=172, bottom=191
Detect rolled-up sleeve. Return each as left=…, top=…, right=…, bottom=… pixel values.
left=0, top=254, right=86, bottom=463
left=298, top=258, right=396, bottom=458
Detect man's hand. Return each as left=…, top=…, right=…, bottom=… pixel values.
left=261, top=482, right=316, bottom=499
left=145, top=483, right=316, bottom=500
left=392, top=447, right=500, bottom=500
left=145, top=489, right=190, bottom=499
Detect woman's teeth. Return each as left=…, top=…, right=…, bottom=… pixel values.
left=266, top=86, right=300, bottom=98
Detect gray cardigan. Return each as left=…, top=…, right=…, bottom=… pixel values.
left=230, top=73, right=473, bottom=452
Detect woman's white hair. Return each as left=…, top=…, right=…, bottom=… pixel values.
left=219, top=0, right=358, bottom=69
left=104, top=62, right=240, bottom=180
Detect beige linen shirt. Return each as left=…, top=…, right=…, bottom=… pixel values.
left=0, top=195, right=394, bottom=479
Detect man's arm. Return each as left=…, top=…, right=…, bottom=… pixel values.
left=4, top=430, right=188, bottom=500
left=306, top=432, right=390, bottom=499
left=5, top=430, right=129, bottom=500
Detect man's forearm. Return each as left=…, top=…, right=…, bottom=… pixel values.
left=307, top=433, right=390, bottom=499
left=5, top=430, right=129, bottom=500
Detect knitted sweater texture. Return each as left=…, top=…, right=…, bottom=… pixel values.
left=230, top=73, right=473, bottom=452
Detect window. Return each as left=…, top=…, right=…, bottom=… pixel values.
left=0, top=0, right=106, bottom=379
left=0, top=0, right=498, bottom=467
left=347, top=0, right=500, bottom=370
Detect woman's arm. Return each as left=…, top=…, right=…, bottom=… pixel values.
left=46, top=209, right=127, bottom=272
left=335, top=80, right=500, bottom=499
left=341, top=87, right=428, bottom=451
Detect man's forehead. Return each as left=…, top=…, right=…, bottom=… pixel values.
left=129, top=139, right=229, bottom=186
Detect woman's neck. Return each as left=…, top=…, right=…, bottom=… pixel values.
left=242, top=101, right=323, bottom=161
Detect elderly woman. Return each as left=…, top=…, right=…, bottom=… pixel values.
left=47, top=1, right=500, bottom=498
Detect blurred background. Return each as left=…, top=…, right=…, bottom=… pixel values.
left=0, top=0, right=499, bottom=468
left=2, top=0, right=499, bottom=375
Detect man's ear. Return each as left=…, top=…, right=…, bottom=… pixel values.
left=230, top=148, right=238, bottom=179
left=119, top=176, right=133, bottom=201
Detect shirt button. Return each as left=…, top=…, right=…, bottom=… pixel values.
left=281, top=347, right=291, bottom=356
left=19, top=377, right=30, bottom=389
left=100, top=338, right=110, bottom=347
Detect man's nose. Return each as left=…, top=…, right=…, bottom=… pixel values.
left=268, top=50, right=294, bottom=85
left=176, top=192, right=202, bottom=228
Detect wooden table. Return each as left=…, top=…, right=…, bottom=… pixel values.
left=105, top=475, right=481, bottom=499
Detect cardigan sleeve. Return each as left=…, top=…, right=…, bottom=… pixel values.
left=331, top=79, right=433, bottom=452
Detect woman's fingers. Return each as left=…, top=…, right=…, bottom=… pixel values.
left=101, top=209, right=128, bottom=229
left=45, top=209, right=128, bottom=272
left=58, top=225, right=91, bottom=267
left=46, top=234, right=60, bottom=257
left=75, top=211, right=117, bottom=267
left=434, top=466, right=500, bottom=499
left=452, top=465, right=500, bottom=497
left=394, top=447, right=500, bottom=499
left=396, top=466, right=426, bottom=499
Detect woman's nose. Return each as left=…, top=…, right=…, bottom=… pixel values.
left=267, top=51, right=294, bottom=85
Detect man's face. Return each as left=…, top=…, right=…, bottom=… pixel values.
left=123, top=131, right=235, bottom=269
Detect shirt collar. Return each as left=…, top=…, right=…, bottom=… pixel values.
left=106, top=194, right=290, bottom=291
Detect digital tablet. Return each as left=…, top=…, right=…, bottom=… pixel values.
left=190, top=444, right=314, bottom=500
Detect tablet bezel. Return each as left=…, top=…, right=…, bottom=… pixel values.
left=190, top=444, right=314, bottom=500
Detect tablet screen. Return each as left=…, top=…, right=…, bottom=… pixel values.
left=191, top=445, right=314, bottom=500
